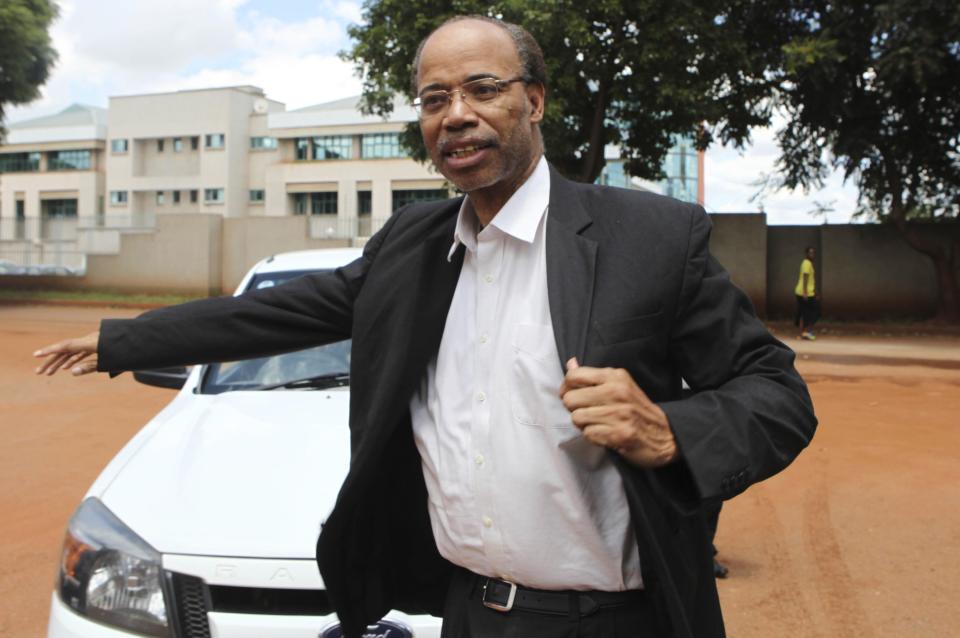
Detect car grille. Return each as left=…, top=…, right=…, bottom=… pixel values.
left=169, top=572, right=212, bottom=638
left=168, top=571, right=336, bottom=636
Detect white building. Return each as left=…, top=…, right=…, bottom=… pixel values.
left=0, top=85, right=701, bottom=272
left=0, top=86, right=447, bottom=270
left=0, top=104, right=107, bottom=268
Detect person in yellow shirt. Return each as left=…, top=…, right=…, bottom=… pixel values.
left=794, top=246, right=819, bottom=340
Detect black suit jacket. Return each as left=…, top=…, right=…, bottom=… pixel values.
left=100, top=166, right=817, bottom=638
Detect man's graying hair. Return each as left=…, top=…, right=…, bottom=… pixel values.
left=410, top=15, right=547, bottom=94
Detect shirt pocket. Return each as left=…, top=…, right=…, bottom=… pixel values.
left=594, top=309, right=663, bottom=345
left=509, top=323, right=565, bottom=428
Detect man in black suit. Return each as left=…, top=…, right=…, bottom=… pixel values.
left=36, top=16, right=816, bottom=638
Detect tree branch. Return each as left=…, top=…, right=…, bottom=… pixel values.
left=579, top=76, right=610, bottom=184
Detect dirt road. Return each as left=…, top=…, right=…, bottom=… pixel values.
left=2, top=304, right=958, bottom=637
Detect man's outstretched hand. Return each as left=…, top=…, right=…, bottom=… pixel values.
left=560, top=358, right=678, bottom=468
left=33, top=331, right=100, bottom=376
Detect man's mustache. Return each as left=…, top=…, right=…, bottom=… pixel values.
left=436, top=135, right=499, bottom=154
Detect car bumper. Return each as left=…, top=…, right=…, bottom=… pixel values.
left=48, top=592, right=443, bottom=638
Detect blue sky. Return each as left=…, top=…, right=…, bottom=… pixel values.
left=9, top=0, right=859, bottom=224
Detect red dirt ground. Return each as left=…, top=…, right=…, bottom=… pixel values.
left=1, top=304, right=958, bottom=637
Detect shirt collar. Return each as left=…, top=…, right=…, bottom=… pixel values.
left=448, top=155, right=550, bottom=261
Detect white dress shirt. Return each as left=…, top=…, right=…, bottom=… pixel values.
left=409, top=156, right=643, bottom=591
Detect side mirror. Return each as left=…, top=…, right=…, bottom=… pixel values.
left=133, top=367, right=189, bottom=390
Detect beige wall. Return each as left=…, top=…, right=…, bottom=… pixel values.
left=705, top=213, right=768, bottom=314
left=5, top=198, right=958, bottom=320
left=84, top=213, right=224, bottom=295
left=221, top=216, right=349, bottom=291
left=767, top=224, right=960, bottom=319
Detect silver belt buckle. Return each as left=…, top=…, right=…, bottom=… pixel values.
left=482, top=578, right=518, bottom=612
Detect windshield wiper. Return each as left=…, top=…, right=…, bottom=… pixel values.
left=256, top=373, right=350, bottom=391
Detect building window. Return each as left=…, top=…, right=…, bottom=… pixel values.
left=249, top=189, right=265, bottom=203
left=190, top=189, right=198, bottom=203
left=293, top=194, right=307, bottom=215
left=358, top=190, right=372, bottom=215
left=157, top=139, right=165, bottom=152
left=295, top=138, right=309, bottom=160
left=190, top=136, right=199, bottom=151
left=205, top=134, right=225, bottom=149
left=42, top=199, right=78, bottom=218
left=293, top=192, right=337, bottom=215
left=361, top=133, right=404, bottom=159
left=173, top=138, right=183, bottom=152
left=312, top=135, right=352, bottom=160
left=109, top=191, right=128, bottom=206
left=111, top=139, right=129, bottom=153
left=0, top=152, right=41, bottom=173
left=597, top=160, right=629, bottom=188
left=204, top=188, right=225, bottom=203
left=660, top=135, right=700, bottom=204
left=312, top=192, right=338, bottom=214
left=392, top=188, right=449, bottom=211
left=156, top=191, right=165, bottom=205
left=48, top=150, right=92, bottom=171
left=173, top=190, right=181, bottom=204
left=250, top=136, right=278, bottom=150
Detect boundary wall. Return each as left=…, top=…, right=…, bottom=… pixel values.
left=1, top=212, right=957, bottom=320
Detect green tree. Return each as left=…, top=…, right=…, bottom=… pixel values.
left=343, top=0, right=796, bottom=184
left=0, top=0, right=58, bottom=138
left=774, top=0, right=960, bottom=321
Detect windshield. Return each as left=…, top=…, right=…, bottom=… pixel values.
left=199, top=269, right=350, bottom=394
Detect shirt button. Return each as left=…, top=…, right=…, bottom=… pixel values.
left=477, top=391, right=486, bottom=403
left=474, top=454, right=485, bottom=466
left=479, top=333, right=489, bottom=344
left=482, top=516, right=493, bottom=528
left=484, top=274, right=494, bottom=283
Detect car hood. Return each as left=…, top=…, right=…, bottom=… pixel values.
left=99, top=390, right=351, bottom=559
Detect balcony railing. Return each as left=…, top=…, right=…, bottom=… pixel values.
left=40, top=217, right=79, bottom=241
left=0, top=218, right=27, bottom=240
left=0, top=214, right=157, bottom=242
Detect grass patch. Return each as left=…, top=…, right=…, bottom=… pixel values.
left=0, top=288, right=207, bottom=306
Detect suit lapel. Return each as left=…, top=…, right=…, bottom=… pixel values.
left=546, top=166, right=598, bottom=369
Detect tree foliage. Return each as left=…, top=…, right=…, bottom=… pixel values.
left=775, top=0, right=960, bottom=320
left=343, top=0, right=796, bottom=184
left=0, top=0, right=58, bottom=138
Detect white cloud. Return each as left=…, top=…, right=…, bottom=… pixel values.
left=705, top=113, right=861, bottom=225
left=328, top=0, right=364, bottom=24
left=166, top=53, right=362, bottom=108
left=6, top=0, right=363, bottom=124
left=236, top=13, right=349, bottom=57
left=68, top=0, right=243, bottom=73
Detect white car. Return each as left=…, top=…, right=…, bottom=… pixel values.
left=48, top=248, right=442, bottom=638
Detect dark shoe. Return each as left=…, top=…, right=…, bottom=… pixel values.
left=713, top=558, right=729, bottom=579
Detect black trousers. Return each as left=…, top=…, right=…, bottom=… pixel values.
left=795, top=295, right=820, bottom=330
left=440, top=569, right=664, bottom=638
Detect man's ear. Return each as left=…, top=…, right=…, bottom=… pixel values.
left=526, top=83, right=545, bottom=124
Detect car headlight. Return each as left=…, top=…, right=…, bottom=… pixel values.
left=58, top=498, right=171, bottom=637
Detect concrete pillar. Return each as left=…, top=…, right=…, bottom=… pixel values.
left=372, top=179, right=392, bottom=219
left=338, top=178, right=357, bottom=238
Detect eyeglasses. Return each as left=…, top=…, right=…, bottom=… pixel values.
left=413, top=76, right=526, bottom=119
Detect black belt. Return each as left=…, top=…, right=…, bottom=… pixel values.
left=477, top=576, right=645, bottom=617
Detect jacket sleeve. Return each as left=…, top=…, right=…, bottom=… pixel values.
left=97, top=214, right=400, bottom=374
left=657, top=208, right=817, bottom=503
